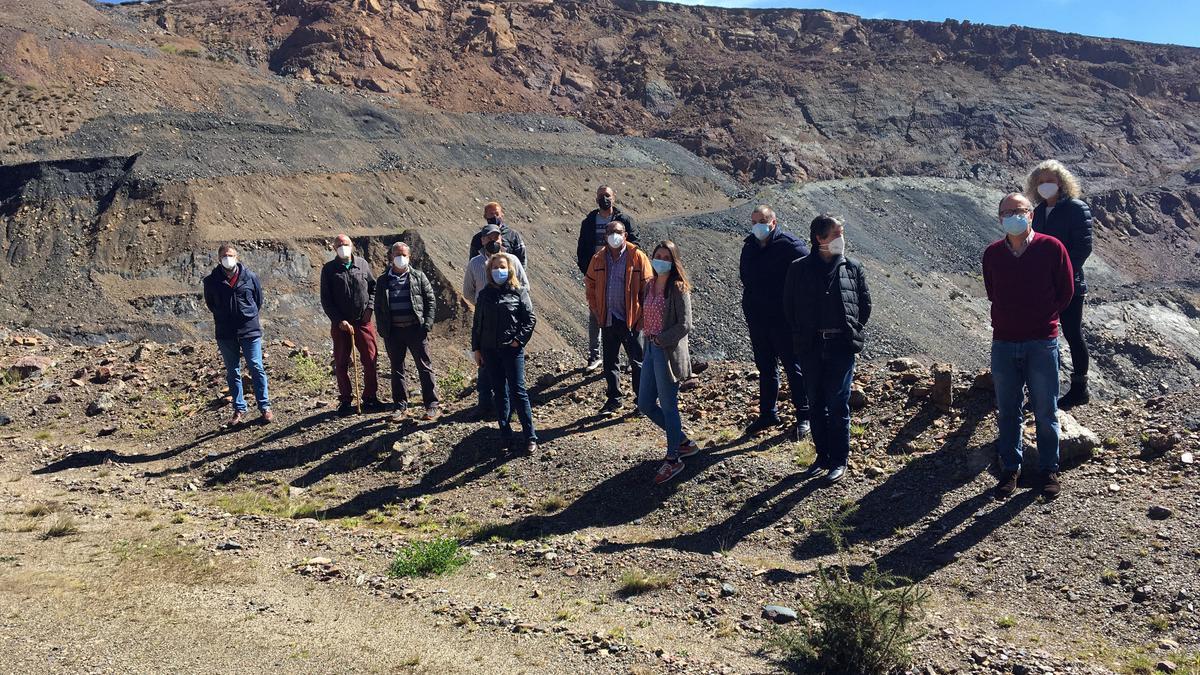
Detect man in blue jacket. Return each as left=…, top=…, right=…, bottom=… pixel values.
left=740, top=206, right=810, bottom=440
left=203, top=243, right=272, bottom=428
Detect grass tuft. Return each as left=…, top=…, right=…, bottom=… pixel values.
left=436, top=364, right=470, bottom=400
left=289, top=353, right=329, bottom=392
left=387, top=538, right=469, bottom=578
left=617, top=567, right=673, bottom=596
left=536, top=493, right=567, bottom=513
left=42, top=514, right=78, bottom=539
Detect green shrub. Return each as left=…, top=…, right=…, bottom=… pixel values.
left=387, top=538, right=469, bottom=578
left=289, top=353, right=329, bottom=392
left=437, top=365, right=469, bottom=400
left=764, top=507, right=927, bottom=674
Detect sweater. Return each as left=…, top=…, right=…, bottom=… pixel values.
left=982, top=232, right=1075, bottom=342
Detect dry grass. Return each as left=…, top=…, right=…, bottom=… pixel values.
left=112, top=538, right=231, bottom=585
left=41, top=514, right=79, bottom=539
left=617, top=567, right=673, bottom=596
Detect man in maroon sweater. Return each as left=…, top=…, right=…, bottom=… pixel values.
left=982, top=192, right=1075, bottom=500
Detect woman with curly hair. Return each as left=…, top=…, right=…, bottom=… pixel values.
left=1025, top=160, right=1094, bottom=408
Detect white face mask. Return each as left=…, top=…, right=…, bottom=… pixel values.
left=220, top=256, right=238, bottom=270
left=823, top=236, right=846, bottom=256
left=1037, top=182, right=1059, bottom=200
left=607, top=233, right=625, bottom=249
left=336, top=244, right=352, bottom=259
left=393, top=255, right=409, bottom=270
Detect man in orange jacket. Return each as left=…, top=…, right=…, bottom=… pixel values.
left=585, top=220, right=653, bottom=417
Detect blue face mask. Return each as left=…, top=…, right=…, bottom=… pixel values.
left=490, top=268, right=510, bottom=284
left=651, top=259, right=673, bottom=275
left=751, top=222, right=771, bottom=241
left=1001, top=214, right=1030, bottom=236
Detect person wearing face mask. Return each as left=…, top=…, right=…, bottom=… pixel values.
left=585, top=220, right=653, bottom=416
left=463, top=223, right=530, bottom=419
left=577, top=186, right=640, bottom=372
left=983, top=193, right=1075, bottom=500
left=739, top=205, right=811, bottom=441
left=636, top=241, right=701, bottom=485
left=782, top=215, right=870, bottom=484
left=472, top=253, right=539, bottom=454
left=320, top=234, right=382, bottom=417
left=375, top=241, right=439, bottom=423
left=203, top=243, right=273, bottom=428
left=1025, top=160, right=1094, bottom=409
left=468, top=201, right=528, bottom=267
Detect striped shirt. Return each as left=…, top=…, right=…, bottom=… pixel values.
left=386, top=269, right=416, bottom=325
left=604, top=245, right=628, bottom=327
left=593, top=213, right=611, bottom=251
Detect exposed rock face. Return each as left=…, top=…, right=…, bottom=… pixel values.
left=112, top=0, right=1200, bottom=187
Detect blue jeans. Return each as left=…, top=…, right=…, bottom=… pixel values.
left=637, top=342, right=684, bottom=460
left=748, top=319, right=809, bottom=420
left=800, top=345, right=856, bottom=469
left=217, top=337, right=270, bottom=413
left=485, top=346, right=537, bottom=442
left=991, top=339, right=1060, bottom=473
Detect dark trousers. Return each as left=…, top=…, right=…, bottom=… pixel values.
left=801, top=344, right=856, bottom=469
left=748, top=319, right=809, bottom=420
left=383, top=325, right=438, bottom=406
left=484, top=346, right=537, bottom=442
left=331, top=321, right=378, bottom=404
left=1059, top=293, right=1088, bottom=382
left=601, top=320, right=642, bottom=403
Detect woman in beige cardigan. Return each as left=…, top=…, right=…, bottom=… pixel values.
left=637, top=241, right=700, bottom=485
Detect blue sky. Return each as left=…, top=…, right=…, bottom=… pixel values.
left=661, top=0, right=1200, bottom=48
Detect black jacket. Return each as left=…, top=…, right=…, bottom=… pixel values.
left=374, top=267, right=436, bottom=338
left=740, top=227, right=809, bottom=326
left=577, top=207, right=638, bottom=274
left=1032, top=198, right=1093, bottom=294
left=471, top=284, right=536, bottom=351
left=469, top=223, right=528, bottom=267
left=320, top=255, right=376, bottom=325
left=783, top=254, right=872, bottom=355
left=203, top=263, right=264, bottom=341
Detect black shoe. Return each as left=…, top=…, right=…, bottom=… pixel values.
left=1042, top=471, right=1062, bottom=499
left=745, top=415, right=782, bottom=436
left=361, top=398, right=386, bottom=414
left=799, top=462, right=825, bottom=480
left=525, top=440, right=539, bottom=455
left=994, top=468, right=1020, bottom=500
left=826, top=465, right=846, bottom=483
left=337, top=402, right=356, bottom=418
left=1058, top=382, right=1090, bottom=409
left=692, top=361, right=710, bottom=375
left=598, top=399, right=622, bottom=417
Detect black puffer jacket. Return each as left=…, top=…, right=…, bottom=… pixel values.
left=1032, top=198, right=1093, bottom=294
left=783, top=254, right=872, bottom=355
left=471, top=284, right=536, bottom=351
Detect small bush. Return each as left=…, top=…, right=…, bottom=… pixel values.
left=437, top=365, right=469, bottom=400
left=996, top=615, right=1016, bottom=629
left=42, top=515, right=79, bottom=539
left=289, top=353, right=329, bottom=392
left=1147, top=614, right=1170, bottom=632
left=1100, top=569, right=1119, bottom=585
left=24, top=502, right=53, bottom=517
left=764, top=507, right=927, bottom=674
left=536, top=494, right=567, bottom=513
left=790, top=440, right=816, bottom=467
left=387, top=538, right=469, bottom=578
left=617, top=568, right=672, bottom=596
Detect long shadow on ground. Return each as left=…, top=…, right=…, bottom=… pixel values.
left=35, top=428, right=226, bottom=475
left=790, top=393, right=1042, bottom=583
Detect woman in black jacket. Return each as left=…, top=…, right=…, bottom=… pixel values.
left=1026, top=160, right=1094, bottom=408
left=472, top=253, right=538, bottom=453
left=783, top=214, right=871, bottom=484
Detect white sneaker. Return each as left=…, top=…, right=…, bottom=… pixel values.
left=585, top=358, right=602, bottom=372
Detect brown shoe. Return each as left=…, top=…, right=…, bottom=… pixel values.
left=222, top=411, right=245, bottom=429
left=994, top=468, right=1020, bottom=500
left=260, top=409, right=274, bottom=424
left=1042, top=471, right=1061, bottom=499
left=423, top=403, right=440, bottom=421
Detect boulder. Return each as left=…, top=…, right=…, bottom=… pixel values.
left=86, top=391, right=116, bottom=417
left=6, top=355, right=53, bottom=381
left=385, top=431, right=434, bottom=471
left=1021, top=411, right=1098, bottom=468
left=888, top=357, right=919, bottom=372
left=762, top=605, right=798, bottom=623
left=848, top=385, right=868, bottom=410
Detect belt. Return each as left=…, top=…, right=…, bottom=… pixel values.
left=818, top=329, right=844, bottom=338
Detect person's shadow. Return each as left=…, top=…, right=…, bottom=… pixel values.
left=790, top=391, right=1040, bottom=583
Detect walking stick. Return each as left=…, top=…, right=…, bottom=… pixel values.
left=348, top=324, right=361, bottom=414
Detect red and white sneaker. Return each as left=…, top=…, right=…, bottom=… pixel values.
left=677, top=439, right=700, bottom=458
left=654, top=460, right=685, bottom=485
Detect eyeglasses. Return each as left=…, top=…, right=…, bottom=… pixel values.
left=999, top=208, right=1032, bottom=218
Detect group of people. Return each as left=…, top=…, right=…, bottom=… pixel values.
left=202, top=159, right=1094, bottom=495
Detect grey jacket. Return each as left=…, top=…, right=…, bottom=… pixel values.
left=639, top=283, right=692, bottom=383
left=374, top=267, right=436, bottom=338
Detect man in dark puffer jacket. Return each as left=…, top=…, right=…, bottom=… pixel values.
left=783, top=214, right=871, bottom=484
